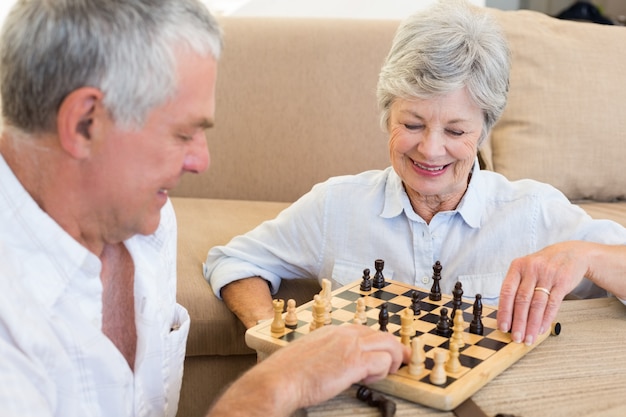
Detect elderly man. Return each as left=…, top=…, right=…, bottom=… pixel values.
left=0, top=1, right=408, bottom=416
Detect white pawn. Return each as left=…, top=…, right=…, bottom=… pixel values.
left=285, top=298, right=298, bottom=328
left=409, top=337, right=426, bottom=376
left=354, top=297, right=367, bottom=325
left=446, top=340, right=462, bottom=373
left=430, top=348, right=447, bottom=385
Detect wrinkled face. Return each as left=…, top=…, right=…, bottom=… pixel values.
left=88, top=50, right=217, bottom=241
left=387, top=88, right=483, bottom=204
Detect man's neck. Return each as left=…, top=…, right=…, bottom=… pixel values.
left=100, top=242, right=137, bottom=371
left=1, top=130, right=108, bottom=255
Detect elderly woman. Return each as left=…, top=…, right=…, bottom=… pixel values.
left=205, top=1, right=626, bottom=346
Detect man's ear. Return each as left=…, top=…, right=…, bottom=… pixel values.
left=56, top=87, right=104, bottom=159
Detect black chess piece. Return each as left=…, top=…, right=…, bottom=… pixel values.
left=429, top=261, right=442, bottom=301
left=451, top=281, right=463, bottom=320
left=356, top=385, right=397, bottom=417
left=436, top=307, right=452, bottom=338
left=372, top=259, right=385, bottom=289
left=378, top=302, right=389, bottom=332
left=410, top=290, right=421, bottom=315
left=360, top=268, right=372, bottom=291
left=469, top=294, right=484, bottom=335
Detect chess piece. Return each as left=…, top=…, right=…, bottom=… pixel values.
left=429, top=261, right=442, bottom=301
left=436, top=307, right=452, bottom=338
left=356, top=385, right=396, bottom=417
left=378, top=302, right=389, bottom=332
left=400, top=308, right=415, bottom=346
left=446, top=339, right=462, bottom=373
left=310, top=295, right=326, bottom=332
left=451, top=281, right=463, bottom=320
left=429, top=348, right=447, bottom=385
left=360, top=268, right=372, bottom=291
left=409, top=337, right=426, bottom=376
left=270, top=299, right=285, bottom=334
left=451, top=306, right=466, bottom=349
left=354, top=297, right=367, bottom=325
left=285, top=298, right=298, bottom=328
left=320, top=278, right=333, bottom=324
left=372, top=259, right=386, bottom=289
left=410, top=290, right=421, bottom=315
left=469, top=294, right=484, bottom=335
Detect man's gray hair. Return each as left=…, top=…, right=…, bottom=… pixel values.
left=0, top=0, right=223, bottom=132
left=377, top=0, right=510, bottom=144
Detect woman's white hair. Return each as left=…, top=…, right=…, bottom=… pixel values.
left=377, top=0, right=510, bottom=144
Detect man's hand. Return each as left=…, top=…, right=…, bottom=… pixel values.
left=207, top=324, right=410, bottom=417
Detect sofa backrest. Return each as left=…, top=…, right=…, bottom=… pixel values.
left=171, top=17, right=398, bottom=202
left=172, top=10, right=626, bottom=203
left=484, top=9, right=626, bottom=202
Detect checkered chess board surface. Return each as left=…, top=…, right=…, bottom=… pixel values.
left=246, top=279, right=551, bottom=410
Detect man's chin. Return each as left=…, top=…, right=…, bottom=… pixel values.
left=137, top=215, right=162, bottom=237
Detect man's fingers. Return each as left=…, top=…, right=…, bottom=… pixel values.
left=360, top=330, right=410, bottom=371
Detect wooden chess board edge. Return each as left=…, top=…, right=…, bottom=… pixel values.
left=244, top=277, right=554, bottom=412
left=244, top=329, right=286, bottom=355
left=367, top=329, right=551, bottom=410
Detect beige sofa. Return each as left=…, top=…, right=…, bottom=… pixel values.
left=171, top=9, right=626, bottom=417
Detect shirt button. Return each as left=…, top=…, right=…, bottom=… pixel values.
left=421, top=276, right=430, bottom=284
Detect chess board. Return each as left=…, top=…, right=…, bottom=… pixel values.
left=245, top=278, right=554, bottom=411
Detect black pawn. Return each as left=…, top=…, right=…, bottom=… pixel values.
left=360, top=268, right=372, bottom=291
left=436, top=307, right=452, bottom=338
left=451, top=281, right=463, bottom=320
left=469, top=294, right=484, bottom=335
left=378, top=302, right=389, bottom=332
left=372, top=259, right=385, bottom=289
left=410, top=290, right=421, bottom=315
left=429, top=261, right=442, bottom=301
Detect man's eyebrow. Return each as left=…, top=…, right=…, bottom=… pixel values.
left=196, top=118, right=214, bottom=129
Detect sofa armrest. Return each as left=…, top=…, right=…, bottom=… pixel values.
left=173, top=197, right=321, bottom=357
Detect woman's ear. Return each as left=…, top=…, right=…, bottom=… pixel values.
left=56, top=87, right=104, bottom=159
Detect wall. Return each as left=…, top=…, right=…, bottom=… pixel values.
left=523, top=0, right=626, bottom=20
left=223, top=0, right=485, bottom=19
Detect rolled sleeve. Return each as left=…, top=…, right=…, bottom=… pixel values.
left=204, top=255, right=282, bottom=298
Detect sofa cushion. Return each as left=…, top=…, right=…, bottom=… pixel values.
left=578, top=201, right=626, bottom=227
left=173, top=197, right=288, bottom=356
left=484, top=9, right=626, bottom=202
left=172, top=197, right=320, bottom=357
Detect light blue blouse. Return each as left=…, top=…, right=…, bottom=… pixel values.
left=206, top=161, right=626, bottom=306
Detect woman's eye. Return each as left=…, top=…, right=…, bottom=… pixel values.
left=446, top=129, right=464, bottom=137
left=404, top=124, right=423, bottom=131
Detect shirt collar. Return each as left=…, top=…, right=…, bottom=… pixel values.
left=454, top=158, right=484, bottom=229
left=0, top=154, right=101, bottom=310
left=379, top=159, right=484, bottom=228
left=380, top=167, right=408, bottom=219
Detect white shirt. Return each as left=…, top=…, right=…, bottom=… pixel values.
left=0, top=155, right=189, bottom=417
left=206, top=162, right=626, bottom=306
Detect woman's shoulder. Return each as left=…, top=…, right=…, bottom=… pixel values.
left=313, top=167, right=393, bottom=191
left=477, top=169, right=568, bottom=202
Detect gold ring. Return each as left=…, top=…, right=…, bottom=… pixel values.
left=534, top=287, right=551, bottom=296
